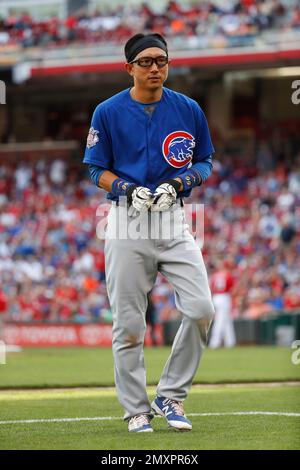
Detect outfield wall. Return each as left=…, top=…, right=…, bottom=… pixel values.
left=2, top=323, right=163, bottom=347
left=2, top=313, right=299, bottom=347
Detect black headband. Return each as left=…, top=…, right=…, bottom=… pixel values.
left=125, top=33, right=168, bottom=63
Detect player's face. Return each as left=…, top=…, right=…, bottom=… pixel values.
left=125, top=47, right=169, bottom=91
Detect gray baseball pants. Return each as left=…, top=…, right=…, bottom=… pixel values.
left=104, top=201, right=215, bottom=420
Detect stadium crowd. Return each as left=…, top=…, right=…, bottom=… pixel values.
left=0, top=0, right=300, bottom=50
left=0, top=134, right=299, bottom=324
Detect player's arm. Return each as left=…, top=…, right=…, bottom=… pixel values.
left=171, top=154, right=213, bottom=192
left=88, top=164, right=153, bottom=210
left=88, top=165, right=119, bottom=192
left=88, top=164, right=135, bottom=201
left=151, top=155, right=212, bottom=211
left=96, top=168, right=150, bottom=209
left=98, top=170, right=118, bottom=192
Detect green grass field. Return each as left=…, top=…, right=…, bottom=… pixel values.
left=0, top=385, right=299, bottom=450
left=0, top=346, right=299, bottom=449
left=0, top=346, right=299, bottom=388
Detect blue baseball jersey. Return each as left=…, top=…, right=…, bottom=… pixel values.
left=83, top=87, right=214, bottom=201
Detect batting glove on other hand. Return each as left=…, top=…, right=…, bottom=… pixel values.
left=151, top=180, right=181, bottom=212
left=130, top=186, right=154, bottom=212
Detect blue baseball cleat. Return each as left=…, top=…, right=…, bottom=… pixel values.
left=128, top=414, right=153, bottom=433
left=151, top=396, right=192, bottom=431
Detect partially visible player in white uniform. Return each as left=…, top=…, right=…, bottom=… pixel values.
left=209, top=260, right=236, bottom=349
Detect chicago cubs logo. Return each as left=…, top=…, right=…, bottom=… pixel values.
left=162, top=131, right=195, bottom=168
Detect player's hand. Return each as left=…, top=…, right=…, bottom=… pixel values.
left=131, top=186, right=154, bottom=212
left=151, top=182, right=178, bottom=212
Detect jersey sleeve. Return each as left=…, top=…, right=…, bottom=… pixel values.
left=83, top=104, right=113, bottom=168
left=192, top=156, right=212, bottom=183
left=192, top=102, right=215, bottom=163
left=88, top=164, right=106, bottom=187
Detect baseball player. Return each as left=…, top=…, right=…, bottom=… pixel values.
left=83, top=33, right=215, bottom=433
left=209, top=260, right=236, bottom=349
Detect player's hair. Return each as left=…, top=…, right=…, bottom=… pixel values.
left=124, top=33, right=168, bottom=63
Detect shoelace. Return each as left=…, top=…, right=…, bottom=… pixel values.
left=162, top=398, right=184, bottom=416
left=130, top=414, right=150, bottom=427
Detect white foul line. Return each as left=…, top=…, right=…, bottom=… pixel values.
left=0, top=411, right=299, bottom=425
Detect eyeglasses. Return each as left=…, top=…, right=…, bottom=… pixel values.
left=130, top=56, right=169, bottom=68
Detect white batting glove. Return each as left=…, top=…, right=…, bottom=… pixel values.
left=131, top=186, right=154, bottom=212
left=151, top=182, right=177, bottom=212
